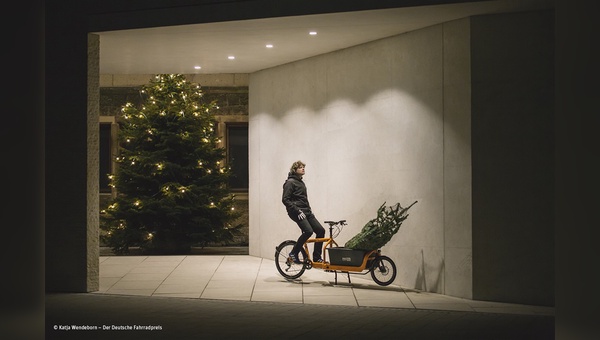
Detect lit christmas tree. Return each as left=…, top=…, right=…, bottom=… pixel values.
left=100, top=74, right=241, bottom=254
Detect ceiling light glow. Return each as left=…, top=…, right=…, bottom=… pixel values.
left=309, top=31, right=317, bottom=35
left=266, top=44, right=273, bottom=48
left=228, top=56, right=235, bottom=60
left=194, top=66, right=201, bottom=69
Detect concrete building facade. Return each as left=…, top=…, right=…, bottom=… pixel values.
left=45, top=1, right=555, bottom=308
left=249, top=11, right=553, bottom=305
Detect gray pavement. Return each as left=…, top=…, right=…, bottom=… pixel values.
left=44, top=252, right=554, bottom=339
left=46, top=292, right=553, bottom=340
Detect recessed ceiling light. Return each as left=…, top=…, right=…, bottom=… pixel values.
left=309, top=31, right=317, bottom=35
left=266, top=44, right=273, bottom=48
left=228, top=56, right=235, bottom=60
left=194, top=66, right=201, bottom=70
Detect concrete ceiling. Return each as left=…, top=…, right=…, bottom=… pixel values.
left=96, top=0, right=553, bottom=75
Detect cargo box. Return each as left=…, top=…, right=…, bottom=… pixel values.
left=327, top=247, right=366, bottom=266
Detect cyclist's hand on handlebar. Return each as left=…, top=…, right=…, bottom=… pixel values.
left=298, top=211, right=306, bottom=220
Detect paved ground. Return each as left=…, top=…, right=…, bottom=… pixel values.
left=43, top=252, right=554, bottom=339
left=45, top=293, right=553, bottom=340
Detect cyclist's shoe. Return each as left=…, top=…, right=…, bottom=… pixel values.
left=289, top=252, right=302, bottom=264
left=314, top=258, right=324, bottom=263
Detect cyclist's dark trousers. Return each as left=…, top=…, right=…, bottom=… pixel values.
left=289, top=213, right=325, bottom=260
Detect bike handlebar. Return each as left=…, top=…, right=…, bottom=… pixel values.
left=324, top=220, right=346, bottom=226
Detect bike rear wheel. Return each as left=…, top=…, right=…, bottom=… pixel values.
left=370, top=255, right=397, bottom=286
left=274, top=240, right=307, bottom=280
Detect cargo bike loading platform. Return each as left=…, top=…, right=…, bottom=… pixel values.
left=275, top=220, right=398, bottom=286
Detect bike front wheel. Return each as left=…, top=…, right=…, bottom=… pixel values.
left=370, top=255, right=397, bottom=286
left=274, top=240, right=307, bottom=280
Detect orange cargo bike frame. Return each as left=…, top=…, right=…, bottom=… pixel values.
left=274, top=220, right=397, bottom=286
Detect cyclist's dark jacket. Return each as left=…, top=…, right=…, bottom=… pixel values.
left=282, top=172, right=312, bottom=215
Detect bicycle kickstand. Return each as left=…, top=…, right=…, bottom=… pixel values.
left=333, top=271, right=352, bottom=285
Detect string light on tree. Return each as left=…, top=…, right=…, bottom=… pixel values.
left=100, top=73, right=242, bottom=255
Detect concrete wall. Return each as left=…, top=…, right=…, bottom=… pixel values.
left=471, top=11, right=554, bottom=306
left=43, top=1, right=553, bottom=306
left=443, top=18, right=473, bottom=299
left=45, top=33, right=100, bottom=292
left=249, top=20, right=472, bottom=296
left=249, top=10, right=554, bottom=305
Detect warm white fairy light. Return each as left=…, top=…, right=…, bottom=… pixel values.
left=103, top=74, right=240, bottom=250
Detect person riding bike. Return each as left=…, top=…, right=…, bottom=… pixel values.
left=282, top=160, right=325, bottom=264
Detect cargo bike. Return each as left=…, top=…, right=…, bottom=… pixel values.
left=274, top=219, right=397, bottom=286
